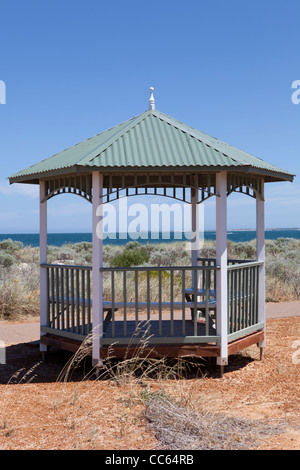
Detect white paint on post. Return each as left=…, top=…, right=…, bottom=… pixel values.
left=216, top=171, right=228, bottom=366
left=39, top=180, right=48, bottom=352
left=191, top=189, right=199, bottom=269
left=256, top=179, right=266, bottom=348
left=92, top=171, right=104, bottom=367
left=191, top=189, right=200, bottom=310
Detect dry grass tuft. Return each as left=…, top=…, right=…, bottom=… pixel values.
left=145, top=394, right=284, bottom=450
left=56, top=323, right=194, bottom=386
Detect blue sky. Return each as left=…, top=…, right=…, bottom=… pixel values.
left=0, top=0, right=299, bottom=233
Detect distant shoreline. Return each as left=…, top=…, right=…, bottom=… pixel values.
left=0, top=227, right=299, bottom=236
left=1, top=229, right=300, bottom=247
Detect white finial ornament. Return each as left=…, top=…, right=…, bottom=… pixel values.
left=149, top=87, right=155, bottom=110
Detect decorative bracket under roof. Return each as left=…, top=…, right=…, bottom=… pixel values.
left=43, top=175, right=93, bottom=203
left=227, top=174, right=264, bottom=200
left=41, top=172, right=264, bottom=204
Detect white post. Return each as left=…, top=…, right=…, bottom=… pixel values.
left=92, top=171, right=104, bottom=368
left=39, top=180, right=48, bottom=353
left=256, top=179, right=266, bottom=350
left=216, top=171, right=228, bottom=370
left=191, top=189, right=199, bottom=270
left=191, top=189, right=200, bottom=319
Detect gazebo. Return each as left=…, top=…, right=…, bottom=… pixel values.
left=9, top=88, right=294, bottom=375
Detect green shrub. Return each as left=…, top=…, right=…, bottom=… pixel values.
left=0, top=239, right=23, bottom=253
left=110, top=242, right=150, bottom=267
left=0, top=252, right=15, bottom=267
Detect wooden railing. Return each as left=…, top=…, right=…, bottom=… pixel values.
left=198, top=258, right=264, bottom=338
left=100, top=265, right=218, bottom=344
left=41, top=263, right=219, bottom=344
left=45, top=264, right=92, bottom=336
left=41, top=258, right=264, bottom=345
left=227, top=261, right=264, bottom=339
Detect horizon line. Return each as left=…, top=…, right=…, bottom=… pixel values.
left=0, top=228, right=300, bottom=236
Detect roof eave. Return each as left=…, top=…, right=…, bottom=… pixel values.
left=8, top=163, right=295, bottom=185
left=246, top=166, right=295, bottom=183
left=8, top=165, right=81, bottom=185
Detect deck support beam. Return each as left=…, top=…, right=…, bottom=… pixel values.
left=216, top=171, right=228, bottom=368
left=39, top=180, right=48, bottom=353
left=256, top=179, right=266, bottom=349
left=92, top=172, right=104, bottom=368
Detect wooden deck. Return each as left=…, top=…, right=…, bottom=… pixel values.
left=40, top=326, right=264, bottom=360
left=103, top=318, right=217, bottom=342
left=40, top=260, right=265, bottom=371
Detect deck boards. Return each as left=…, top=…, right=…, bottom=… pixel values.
left=103, top=319, right=216, bottom=339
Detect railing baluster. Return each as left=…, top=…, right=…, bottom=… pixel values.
left=238, top=266, right=241, bottom=331
left=111, top=271, right=115, bottom=337
left=159, top=270, right=162, bottom=336
left=71, top=269, right=75, bottom=332
left=61, top=268, right=65, bottom=330
left=87, top=270, right=91, bottom=334
left=76, top=269, right=80, bottom=334
left=240, top=267, right=244, bottom=329
left=135, top=271, right=139, bottom=330
left=147, top=270, right=150, bottom=321
left=81, top=269, right=86, bottom=335
left=182, top=269, right=185, bottom=336
left=255, top=265, right=259, bottom=324
left=123, top=270, right=127, bottom=337
left=51, top=267, right=55, bottom=328
left=243, top=267, right=247, bottom=328
left=47, top=268, right=50, bottom=327
left=66, top=269, right=70, bottom=331
left=228, top=268, right=232, bottom=334
left=193, top=267, right=198, bottom=337
left=56, top=267, right=60, bottom=330
left=233, top=269, right=237, bottom=333
left=213, top=259, right=217, bottom=291
left=250, top=266, right=254, bottom=326
left=252, top=266, right=255, bottom=325
left=170, top=269, right=174, bottom=337
left=205, top=269, right=209, bottom=336
left=201, top=260, right=205, bottom=291
left=245, top=267, right=249, bottom=327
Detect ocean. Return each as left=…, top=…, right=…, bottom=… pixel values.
left=0, top=230, right=299, bottom=247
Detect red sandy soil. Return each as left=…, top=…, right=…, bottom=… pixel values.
left=0, top=305, right=299, bottom=450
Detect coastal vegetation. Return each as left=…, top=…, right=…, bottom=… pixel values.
left=0, top=237, right=299, bottom=319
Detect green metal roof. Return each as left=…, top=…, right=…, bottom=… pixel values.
left=9, top=109, right=294, bottom=183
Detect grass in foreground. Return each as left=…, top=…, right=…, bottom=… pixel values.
left=49, top=329, right=285, bottom=450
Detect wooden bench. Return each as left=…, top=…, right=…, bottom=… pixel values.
left=185, top=288, right=216, bottom=326
left=49, top=295, right=217, bottom=333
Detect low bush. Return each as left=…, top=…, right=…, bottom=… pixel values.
left=0, top=252, right=15, bottom=268
left=0, top=239, right=23, bottom=253
left=110, top=241, right=150, bottom=267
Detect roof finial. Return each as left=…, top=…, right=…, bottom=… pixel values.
left=148, top=86, right=155, bottom=110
